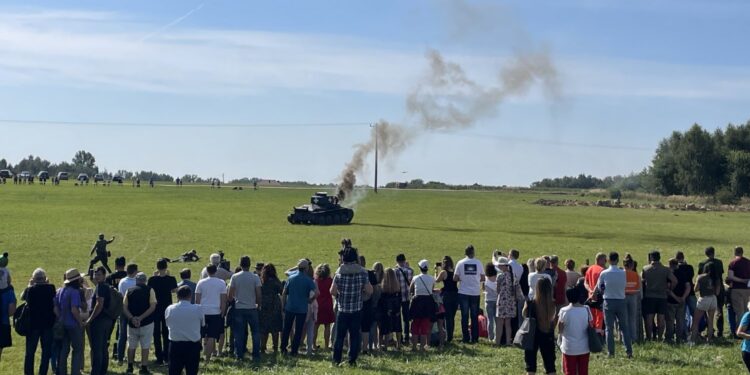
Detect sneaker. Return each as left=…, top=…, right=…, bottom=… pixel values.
left=126, top=364, right=134, bottom=374
left=139, top=365, right=151, bottom=375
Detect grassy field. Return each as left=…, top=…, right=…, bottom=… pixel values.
left=1, top=182, right=748, bottom=374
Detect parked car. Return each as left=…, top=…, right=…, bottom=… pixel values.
left=38, top=171, right=49, bottom=180
left=77, top=173, right=89, bottom=182
left=57, top=172, right=69, bottom=180
left=112, top=176, right=124, bottom=183
left=93, top=174, right=104, bottom=182
left=0, top=169, right=12, bottom=179
left=19, top=171, right=31, bottom=179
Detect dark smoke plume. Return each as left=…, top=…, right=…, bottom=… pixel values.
left=336, top=48, right=559, bottom=202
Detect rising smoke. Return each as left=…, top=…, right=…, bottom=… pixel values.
left=335, top=47, right=559, bottom=202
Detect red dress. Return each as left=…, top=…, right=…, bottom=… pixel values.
left=315, top=277, right=335, bottom=324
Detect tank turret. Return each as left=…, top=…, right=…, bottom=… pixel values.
left=287, top=192, right=354, bottom=225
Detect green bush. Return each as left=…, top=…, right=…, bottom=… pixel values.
left=609, top=188, right=622, bottom=199
left=715, top=188, right=739, bottom=205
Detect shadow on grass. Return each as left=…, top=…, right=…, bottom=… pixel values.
left=506, top=228, right=716, bottom=243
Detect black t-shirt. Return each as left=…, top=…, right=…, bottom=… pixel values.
left=677, top=263, right=695, bottom=296
left=94, top=239, right=109, bottom=255
left=147, top=274, right=178, bottom=311
left=91, top=283, right=110, bottom=315
left=24, top=283, right=57, bottom=329
left=669, top=266, right=693, bottom=303
left=106, top=270, right=128, bottom=288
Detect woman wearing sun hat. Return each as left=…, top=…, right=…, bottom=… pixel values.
left=55, top=268, right=85, bottom=375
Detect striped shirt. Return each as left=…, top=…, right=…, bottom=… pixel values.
left=395, top=266, right=413, bottom=302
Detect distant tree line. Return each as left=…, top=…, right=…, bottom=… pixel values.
left=532, top=121, right=750, bottom=202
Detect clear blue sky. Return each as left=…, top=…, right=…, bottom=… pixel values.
left=1, top=0, right=748, bottom=186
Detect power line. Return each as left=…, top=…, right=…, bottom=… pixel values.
left=0, top=119, right=371, bottom=128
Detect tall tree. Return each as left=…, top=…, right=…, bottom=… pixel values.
left=72, top=150, right=96, bottom=169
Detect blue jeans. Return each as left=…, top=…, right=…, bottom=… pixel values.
left=233, top=308, right=261, bottom=360
left=58, top=325, right=84, bottom=375
left=25, top=327, right=53, bottom=375
left=458, top=294, right=480, bottom=343
left=685, top=295, right=697, bottom=334
left=485, top=301, right=496, bottom=341
left=604, top=299, right=632, bottom=356
left=333, top=311, right=362, bottom=365
left=117, top=316, right=128, bottom=361
left=281, top=312, right=307, bottom=355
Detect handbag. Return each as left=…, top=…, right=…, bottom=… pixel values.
left=13, top=302, right=32, bottom=336
left=586, top=307, right=603, bottom=353
left=513, top=302, right=536, bottom=350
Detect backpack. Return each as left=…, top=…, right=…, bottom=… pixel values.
left=13, top=302, right=32, bottom=336
left=103, top=285, right=124, bottom=320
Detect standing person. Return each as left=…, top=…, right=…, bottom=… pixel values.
left=165, top=286, right=204, bottom=375
left=200, top=253, right=233, bottom=281
left=729, top=246, right=750, bottom=325
left=116, top=264, right=138, bottom=364
left=331, top=248, right=371, bottom=366
left=436, top=256, right=458, bottom=343
left=454, top=245, right=485, bottom=343
left=676, top=251, right=696, bottom=337
left=85, top=267, right=113, bottom=375
left=584, top=253, right=607, bottom=333
left=281, top=260, right=316, bottom=356
left=378, top=268, right=402, bottom=351
left=123, top=272, right=156, bottom=375
left=0, top=283, right=15, bottom=361
left=523, top=278, right=557, bottom=375
left=551, top=256, right=568, bottom=310
left=147, top=259, right=178, bottom=366
left=528, top=258, right=552, bottom=301
left=88, top=234, right=115, bottom=274
left=565, top=259, right=581, bottom=290
left=259, top=264, right=283, bottom=353
left=597, top=252, right=632, bottom=358
left=495, top=257, right=521, bottom=346
left=55, top=269, right=85, bottom=375
left=106, top=257, right=128, bottom=289
left=394, top=253, right=413, bottom=344
left=369, top=262, right=384, bottom=350
left=409, top=260, right=435, bottom=352
left=642, top=251, right=677, bottom=341
left=691, top=264, right=720, bottom=344
left=737, top=301, right=750, bottom=373
left=558, top=286, right=590, bottom=375
left=315, top=263, right=336, bottom=350
left=483, top=263, right=498, bottom=342
left=177, top=269, right=196, bottom=304
left=666, top=258, right=689, bottom=344
left=228, top=256, right=262, bottom=361
left=699, top=247, right=725, bottom=337
left=194, top=265, right=227, bottom=362
left=623, top=257, right=641, bottom=343
left=23, top=268, right=57, bottom=375
left=358, top=256, right=376, bottom=355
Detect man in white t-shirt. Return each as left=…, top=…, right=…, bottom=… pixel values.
left=195, top=265, right=227, bottom=362
left=453, top=245, right=485, bottom=343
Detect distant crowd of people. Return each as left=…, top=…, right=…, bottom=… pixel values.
left=3, top=240, right=750, bottom=375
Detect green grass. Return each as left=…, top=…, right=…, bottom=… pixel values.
left=0, top=182, right=747, bottom=374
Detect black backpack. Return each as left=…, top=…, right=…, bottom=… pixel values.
left=103, top=285, right=124, bottom=320
left=13, top=302, right=32, bottom=336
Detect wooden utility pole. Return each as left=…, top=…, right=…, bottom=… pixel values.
left=374, top=122, right=378, bottom=193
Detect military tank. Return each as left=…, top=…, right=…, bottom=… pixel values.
left=287, top=192, right=354, bottom=225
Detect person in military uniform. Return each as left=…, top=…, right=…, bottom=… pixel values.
left=88, top=233, right=116, bottom=273
left=172, top=249, right=200, bottom=263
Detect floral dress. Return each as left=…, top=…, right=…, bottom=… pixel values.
left=260, top=277, right=283, bottom=334
left=495, top=271, right=517, bottom=318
